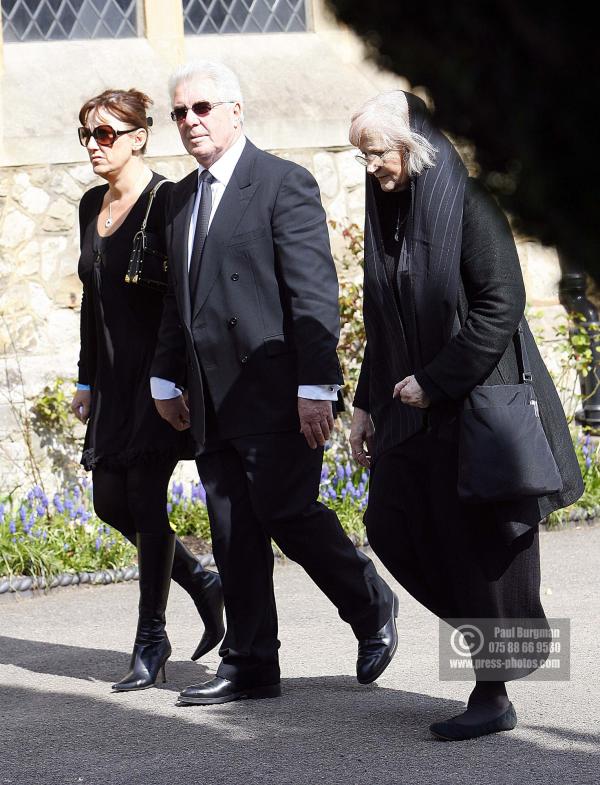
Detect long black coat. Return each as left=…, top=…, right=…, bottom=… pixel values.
left=356, top=177, right=583, bottom=527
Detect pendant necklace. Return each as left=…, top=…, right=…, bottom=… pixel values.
left=104, top=168, right=151, bottom=229
left=394, top=210, right=408, bottom=242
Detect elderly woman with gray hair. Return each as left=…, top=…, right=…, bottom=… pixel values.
left=348, top=91, right=582, bottom=740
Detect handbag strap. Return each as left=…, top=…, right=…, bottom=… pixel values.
left=514, top=321, right=533, bottom=384
left=453, top=313, right=533, bottom=384
left=139, top=178, right=172, bottom=233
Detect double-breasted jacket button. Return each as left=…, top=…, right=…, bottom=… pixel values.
left=231, top=273, right=239, bottom=281
left=240, top=354, right=249, bottom=364
left=228, top=316, right=238, bottom=327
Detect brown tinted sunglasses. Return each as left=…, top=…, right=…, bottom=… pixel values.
left=78, top=124, right=137, bottom=148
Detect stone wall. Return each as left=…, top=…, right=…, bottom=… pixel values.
left=0, top=148, right=568, bottom=492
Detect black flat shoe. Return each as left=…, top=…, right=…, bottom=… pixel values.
left=356, top=592, right=399, bottom=684
left=429, top=703, right=518, bottom=741
left=178, top=676, right=282, bottom=706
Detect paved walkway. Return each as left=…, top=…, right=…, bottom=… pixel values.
left=1, top=526, right=599, bottom=785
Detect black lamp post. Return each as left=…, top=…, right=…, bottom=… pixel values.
left=558, top=254, right=600, bottom=429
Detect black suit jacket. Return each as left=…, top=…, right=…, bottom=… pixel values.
left=152, top=138, right=343, bottom=446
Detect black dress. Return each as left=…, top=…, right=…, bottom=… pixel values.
left=77, top=172, right=194, bottom=471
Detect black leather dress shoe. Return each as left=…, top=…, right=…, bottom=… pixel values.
left=429, top=703, right=518, bottom=741
left=178, top=676, right=282, bottom=706
left=356, top=593, right=399, bottom=684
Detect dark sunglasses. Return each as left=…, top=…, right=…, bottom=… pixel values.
left=78, top=124, right=137, bottom=147
left=170, top=100, right=235, bottom=122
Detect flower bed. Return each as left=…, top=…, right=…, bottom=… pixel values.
left=1, top=427, right=597, bottom=589
left=0, top=456, right=369, bottom=584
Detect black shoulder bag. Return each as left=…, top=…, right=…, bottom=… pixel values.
left=125, top=179, right=171, bottom=293
left=457, top=323, right=563, bottom=503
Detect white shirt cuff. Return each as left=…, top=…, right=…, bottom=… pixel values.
left=298, top=384, right=340, bottom=401
left=150, top=376, right=182, bottom=400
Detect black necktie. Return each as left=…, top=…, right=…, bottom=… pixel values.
left=189, top=169, right=214, bottom=301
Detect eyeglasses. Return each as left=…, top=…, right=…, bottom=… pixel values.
left=355, top=149, right=399, bottom=166
left=78, top=125, right=137, bottom=148
left=170, top=100, right=235, bottom=122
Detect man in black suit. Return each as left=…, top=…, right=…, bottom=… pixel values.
left=151, top=60, right=397, bottom=705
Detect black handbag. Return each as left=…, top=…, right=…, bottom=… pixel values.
left=457, top=323, right=563, bottom=503
left=125, top=179, right=171, bottom=292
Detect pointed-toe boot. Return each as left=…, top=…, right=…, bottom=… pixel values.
left=112, top=530, right=175, bottom=693
left=170, top=538, right=225, bottom=661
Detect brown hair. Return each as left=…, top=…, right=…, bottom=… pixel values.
left=78, top=89, right=153, bottom=154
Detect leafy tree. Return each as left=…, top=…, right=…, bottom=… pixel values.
left=327, top=1, right=599, bottom=278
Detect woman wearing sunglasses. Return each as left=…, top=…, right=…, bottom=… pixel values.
left=70, top=88, right=224, bottom=692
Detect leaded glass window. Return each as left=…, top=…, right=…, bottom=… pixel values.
left=183, top=0, right=307, bottom=35
left=1, top=0, right=139, bottom=42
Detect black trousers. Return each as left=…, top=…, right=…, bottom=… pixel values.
left=196, top=430, right=393, bottom=686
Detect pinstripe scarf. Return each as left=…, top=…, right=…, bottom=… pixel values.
left=362, top=92, right=467, bottom=455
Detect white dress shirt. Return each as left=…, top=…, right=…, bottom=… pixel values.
left=151, top=134, right=339, bottom=402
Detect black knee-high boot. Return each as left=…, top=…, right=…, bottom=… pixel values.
left=121, top=531, right=225, bottom=661
left=170, top=538, right=225, bottom=661
left=112, top=530, right=176, bottom=692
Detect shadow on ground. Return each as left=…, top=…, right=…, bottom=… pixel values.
left=1, top=635, right=598, bottom=785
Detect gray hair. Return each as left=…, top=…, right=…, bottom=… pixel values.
left=349, top=91, right=437, bottom=177
left=168, top=60, right=244, bottom=122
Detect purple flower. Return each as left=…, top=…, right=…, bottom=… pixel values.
left=95, top=537, right=102, bottom=551
left=336, top=464, right=345, bottom=480
left=19, top=506, right=26, bottom=523
left=191, top=482, right=207, bottom=504
left=166, top=503, right=173, bottom=514
left=9, top=520, right=16, bottom=534
left=36, top=506, right=45, bottom=518
left=320, top=465, right=329, bottom=480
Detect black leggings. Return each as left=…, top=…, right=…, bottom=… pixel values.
left=92, top=458, right=178, bottom=537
